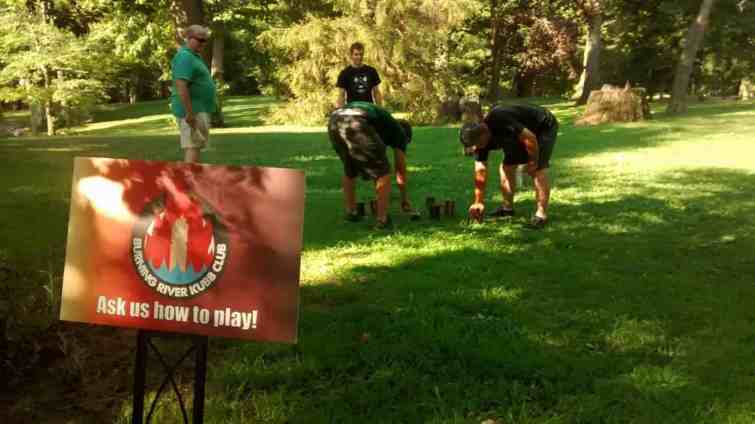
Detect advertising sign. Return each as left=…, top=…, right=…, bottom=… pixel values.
left=60, top=157, right=304, bottom=343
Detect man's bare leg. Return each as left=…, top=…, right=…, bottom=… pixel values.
left=375, top=174, right=391, bottom=223
left=342, top=176, right=357, bottom=213
left=533, top=168, right=551, bottom=220
left=500, top=163, right=517, bottom=210
left=184, top=147, right=200, bottom=163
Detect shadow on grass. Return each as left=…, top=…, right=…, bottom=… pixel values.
left=208, top=166, right=755, bottom=423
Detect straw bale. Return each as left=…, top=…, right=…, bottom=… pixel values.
left=576, top=84, right=650, bottom=126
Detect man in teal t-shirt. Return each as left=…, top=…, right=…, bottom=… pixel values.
left=170, top=25, right=217, bottom=163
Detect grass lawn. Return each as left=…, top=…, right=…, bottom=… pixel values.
left=1, top=96, right=755, bottom=423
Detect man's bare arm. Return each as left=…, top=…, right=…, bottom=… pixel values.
left=474, top=160, right=488, bottom=204
left=468, top=160, right=488, bottom=217
left=372, top=85, right=383, bottom=106
left=519, top=128, right=539, bottom=175
left=175, top=79, right=195, bottom=127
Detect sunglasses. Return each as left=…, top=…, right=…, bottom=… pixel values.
left=193, top=37, right=208, bottom=43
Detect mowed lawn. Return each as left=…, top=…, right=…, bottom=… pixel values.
left=2, top=96, right=755, bottom=423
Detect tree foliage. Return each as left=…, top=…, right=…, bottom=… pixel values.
left=259, top=0, right=476, bottom=124
left=0, top=1, right=108, bottom=134
left=1, top=0, right=753, bottom=131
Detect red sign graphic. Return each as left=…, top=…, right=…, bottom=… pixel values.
left=60, top=158, right=305, bottom=343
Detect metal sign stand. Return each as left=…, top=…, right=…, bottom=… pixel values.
left=132, top=330, right=209, bottom=424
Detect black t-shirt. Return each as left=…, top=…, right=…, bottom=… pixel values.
left=337, top=65, right=381, bottom=103
left=474, top=104, right=553, bottom=162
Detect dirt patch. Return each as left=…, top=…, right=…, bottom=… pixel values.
left=1, top=323, right=136, bottom=423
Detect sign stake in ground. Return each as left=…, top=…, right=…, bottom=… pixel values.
left=132, top=331, right=208, bottom=424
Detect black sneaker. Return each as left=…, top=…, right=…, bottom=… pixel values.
left=527, top=216, right=547, bottom=229
left=374, top=215, right=393, bottom=230
left=344, top=211, right=362, bottom=222
left=489, top=207, right=515, bottom=218
left=403, top=208, right=421, bottom=221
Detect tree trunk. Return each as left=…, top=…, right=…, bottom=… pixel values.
left=514, top=72, right=535, bottom=98
left=41, top=66, right=55, bottom=136
left=129, top=74, right=139, bottom=104
left=667, top=0, right=716, bottom=114
left=30, top=102, right=43, bottom=136
left=210, top=21, right=225, bottom=127
left=45, top=102, right=55, bottom=136
left=740, top=78, right=753, bottom=100
left=171, top=0, right=211, bottom=66
left=57, top=70, right=71, bottom=129
left=487, top=0, right=504, bottom=103
left=171, top=1, right=205, bottom=41
left=575, top=13, right=603, bottom=105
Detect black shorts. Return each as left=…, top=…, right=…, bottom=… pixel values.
left=502, top=117, right=558, bottom=170
left=328, top=110, right=390, bottom=180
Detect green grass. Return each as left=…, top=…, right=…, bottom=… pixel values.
left=2, top=97, right=755, bottom=423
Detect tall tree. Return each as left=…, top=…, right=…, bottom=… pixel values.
left=667, top=0, right=716, bottom=114
left=86, top=1, right=175, bottom=104
left=209, top=19, right=225, bottom=125
left=171, top=0, right=208, bottom=61
left=487, top=0, right=504, bottom=102
left=171, top=0, right=205, bottom=31
left=453, top=0, right=579, bottom=100
left=574, top=0, right=604, bottom=105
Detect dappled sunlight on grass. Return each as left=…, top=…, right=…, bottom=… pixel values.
left=76, top=113, right=176, bottom=135
left=627, top=365, right=691, bottom=392
left=605, top=317, right=671, bottom=353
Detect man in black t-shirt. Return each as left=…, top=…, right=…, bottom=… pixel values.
left=336, top=42, right=382, bottom=107
left=459, top=104, right=558, bottom=229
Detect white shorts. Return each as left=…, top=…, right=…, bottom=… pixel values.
left=178, top=112, right=211, bottom=150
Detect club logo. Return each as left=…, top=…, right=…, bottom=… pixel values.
left=131, top=190, right=229, bottom=299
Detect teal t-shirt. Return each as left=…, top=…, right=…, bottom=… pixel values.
left=345, top=101, right=409, bottom=151
left=170, top=46, right=217, bottom=118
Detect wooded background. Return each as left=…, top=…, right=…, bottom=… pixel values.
left=1, top=0, right=753, bottom=130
